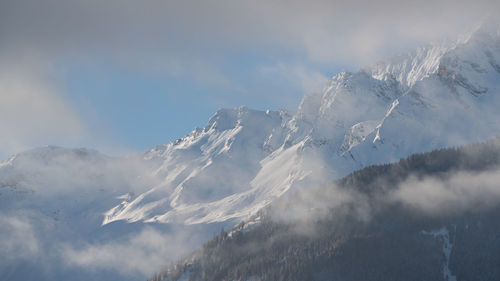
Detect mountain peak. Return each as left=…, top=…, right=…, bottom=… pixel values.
left=205, top=106, right=250, bottom=131
left=30, top=19, right=500, bottom=228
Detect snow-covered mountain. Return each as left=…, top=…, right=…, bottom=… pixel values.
left=1, top=19, right=500, bottom=281
left=103, top=19, right=500, bottom=226
left=0, top=147, right=221, bottom=280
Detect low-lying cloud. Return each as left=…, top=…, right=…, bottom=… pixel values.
left=393, top=169, right=500, bottom=215
left=0, top=210, right=206, bottom=280
left=0, top=215, right=39, bottom=261
left=0, top=146, right=159, bottom=197
left=61, top=227, right=202, bottom=277
left=274, top=163, right=500, bottom=227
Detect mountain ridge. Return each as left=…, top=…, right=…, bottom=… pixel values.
left=3, top=20, right=499, bottom=227
left=102, top=19, right=500, bottom=226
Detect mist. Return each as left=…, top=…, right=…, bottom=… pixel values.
left=61, top=226, right=206, bottom=277
left=269, top=140, right=500, bottom=233
left=393, top=168, right=500, bottom=216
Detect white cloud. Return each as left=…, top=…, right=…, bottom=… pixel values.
left=62, top=227, right=201, bottom=276
left=273, top=157, right=500, bottom=226
left=259, top=63, right=329, bottom=95
left=393, top=168, right=500, bottom=215
left=0, top=215, right=39, bottom=261
left=0, top=57, right=85, bottom=157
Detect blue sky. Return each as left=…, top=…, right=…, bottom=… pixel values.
left=0, top=0, right=494, bottom=158
left=60, top=51, right=342, bottom=154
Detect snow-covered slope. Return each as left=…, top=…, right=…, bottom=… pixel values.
left=0, top=146, right=161, bottom=244
left=103, top=106, right=291, bottom=225
left=102, top=19, right=500, bottom=226
left=0, top=147, right=222, bottom=281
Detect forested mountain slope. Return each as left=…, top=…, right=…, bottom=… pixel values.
left=151, top=138, right=500, bottom=281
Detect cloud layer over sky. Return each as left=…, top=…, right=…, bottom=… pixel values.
left=1, top=0, right=498, bottom=157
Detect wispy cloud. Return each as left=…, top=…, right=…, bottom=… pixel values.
left=393, top=168, right=500, bottom=215
left=272, top=156, right=500, bottom=227
left=259, top=63, right=329, bottom=94
left=61, top=227, right=202, bottom=277
left=0, top=214, right=39, bottom=261
left=0, top=57, right=84, bottom=158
